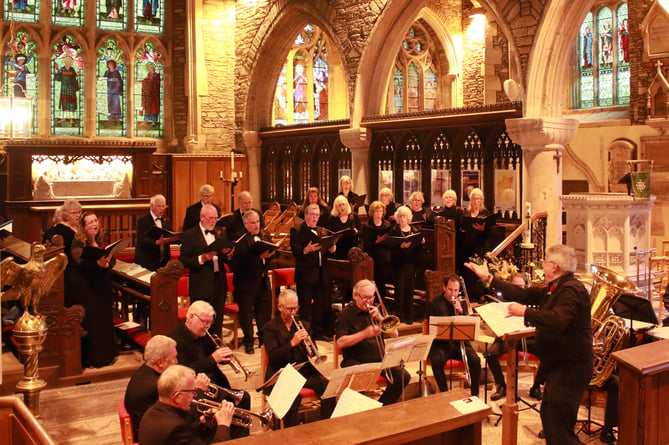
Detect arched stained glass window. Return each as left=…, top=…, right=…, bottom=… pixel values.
left=52, top=0, right=85, bottom=27
left=135, top=0, right=164, bottom=34
left=134, top=41, right=163, bottom=137
left=52, top=35, right=84, bottom=136
left=272, top=24, right=345, bottom=126
left=5, top=0, right=40, bottom=22
left=3, top=30, right=38, bottom=135
left=572, top=2, right=628, bottom=109
left=386, top=23, right=441, bottom=114
left=96, top=39, right=126, bottom=136
left=98, top=0, right=127, bottom=31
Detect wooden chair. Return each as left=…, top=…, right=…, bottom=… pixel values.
left=421, top=319, right=469, bottom=390
left=650, top=255, right=668, bottom=296
left=223, top=272, right=240, bottom=349
left=259, top=346, right=320, bottom=422
left=117, top=399, right=136, bottom=445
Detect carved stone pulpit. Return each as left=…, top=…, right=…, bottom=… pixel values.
left=561, top=193, right=655, bottom=276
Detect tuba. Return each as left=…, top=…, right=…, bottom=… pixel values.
left=587, top=264, right=638, bottom=387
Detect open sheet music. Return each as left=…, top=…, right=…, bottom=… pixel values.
left=81, top=237, right=131, bottom=260
left=331, top=387, right=382, bottom=418
left=267, top=364, right=306, bottom=420
left=382, top=334, right=435, bottom=369
left=475, top=302, right=535, bottom=338
left=321, top=362, right=382, bottom=400
left=428, top=316, right=480, bottom=341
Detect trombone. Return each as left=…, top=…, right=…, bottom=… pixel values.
left=206, top=329, right=254, bottom=381
left=291, top=315, right=327, bottom=364
left=191, top=398, right=274, bottom=429
left=366, top=282, right=400, bottom=384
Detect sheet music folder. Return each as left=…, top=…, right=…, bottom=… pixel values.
left=321, top=362, right=382, bottom=400
left=429, top=316, right=480, bottom=341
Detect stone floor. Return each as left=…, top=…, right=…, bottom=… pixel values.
left=2, top=323, right=610, bottom=444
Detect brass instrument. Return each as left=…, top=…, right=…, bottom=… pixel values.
left=368, top=285, right=400, bottom=333
left=191, top=398, right=274, bottom=429
left=204, top=383, right=244, bottom=405
left=291, top=316, right=327, bottom=364
left=457, top=276, right=473, bottom=315
left=587, top=264, right=637, bottom=387
left=206, top=329, right=254, bottom=381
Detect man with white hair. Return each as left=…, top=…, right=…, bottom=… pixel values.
left=168, top=301, right=250, bottom=438
left=138, top=364, right=234, bottom=444
left=183, top=184, right=221, bottom=231
left=466, top=244, right=592, bottom=445
left=219, top=191, right=264, bottom=239
left=135, top=194, right=178, bottom=271
left=124, top=335, right=210, bottom=439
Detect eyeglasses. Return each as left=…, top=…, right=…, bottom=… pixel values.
left=193, top=313, right=214, bottom=325
left=173, top=388, right=198, bottom=398
left=281, top=305, right=299, bottom=312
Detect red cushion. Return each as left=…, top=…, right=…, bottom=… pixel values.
left=444, top=359, right=466, bottom=369
left=177, top=276, right=189, bottom=297
left=224, top=303, right=239, bottom=314
left=299, top=388, right=317, bottom=398
left=116, top=253, right=134, bottom=263
left=227, top=273, right=234, bottom=292
left=273, top=268, right=296, bottom=287
left=130, top=331, right=151, bottom=349
left=178, top=307, right=188, bottom=321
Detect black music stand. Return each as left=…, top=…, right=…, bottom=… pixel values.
left=614, top=293, right=659, bottom=346
left=430, top=317, right=479, bottom=390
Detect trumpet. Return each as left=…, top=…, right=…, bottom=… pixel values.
left=291, top=315, right=327, bottom=364
left=204, top=383, right=245, bottom=405
left=191, top=398, right=274, bottom=429
left=206, top=330, right=254, bottom=381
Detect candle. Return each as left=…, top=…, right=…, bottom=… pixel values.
left=219, top=170, right=223, bottom=178
left=233, top=171, right=237, bottom=179
left=239, top=171, right=243, bottom=179
left=231, top=152, right=234, bottom=171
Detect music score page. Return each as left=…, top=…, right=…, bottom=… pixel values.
left=475, top=302, right=535, bottom=338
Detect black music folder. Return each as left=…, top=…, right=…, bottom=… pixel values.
left=350, top=194, right=366, bottom=209
left=385, top=232, right=422, bottom=248
left=145, top=225, right=182, bottom=241
left=248, top=238, right=281, bottom=255
left=318, top=234, right=341, bottom=251
left=460, top=214, right=496, bottom=232
left=215, top=213, right=235, bottom=229
left=81, top=237, right=131, bottom=260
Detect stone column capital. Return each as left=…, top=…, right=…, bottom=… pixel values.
left=339, top=127, right=371, bottom=151
left=242, top=130, right=261, bottom=152
left=505, top=117, right=579, bottom=152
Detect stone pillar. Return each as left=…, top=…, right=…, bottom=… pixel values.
left=242, top=130, right=262, bottom=202
left=183, top=0, right=209, bottom=151
left=340, top=127, right=371, bottom=201
left=505, top=117, right=579, bottom=246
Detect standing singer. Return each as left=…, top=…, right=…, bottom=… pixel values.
left=466, top=244, right=592, bottom=445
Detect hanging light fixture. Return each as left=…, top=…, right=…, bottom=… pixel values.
left=0, top=3, right=32, bottom=138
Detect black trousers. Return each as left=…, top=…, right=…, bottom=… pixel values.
left=541, top=360, right=592, bottom=445
left=392, top=263, right=415, bottom=322
left=429, top=340, right=481, bottom=396
left=378, top=366, right=411, bottom=405
left=296, top=273, right=332, bottom=337
left=235, top=278, right=272, bottom=348
left=485, top=337, right=507, bottom=387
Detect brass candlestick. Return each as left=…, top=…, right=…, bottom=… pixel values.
left=13, top=311, right=48, bottom=422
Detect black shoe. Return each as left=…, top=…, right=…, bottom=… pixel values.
left=244, top=345, right=254, bottom=355
left=490, top=385, right=506, bottom=401
left=529, top=386, right=542, bottom=400
left=600, top=427, right=617, bottom=445
left=538, top=430, right=545, bottom=439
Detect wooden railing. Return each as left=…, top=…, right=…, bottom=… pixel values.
left=490, top=212, right=548, bottom=273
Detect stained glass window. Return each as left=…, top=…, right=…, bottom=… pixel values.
left=96, top=39, right=126, bottom=136
left=5, top=0, right=40, bottom=23
left=52, top=35, right=84, bottom=136
left=98, top=0, right=127, bottom=31
left=52, top=0, right=85, bottom=27
left=135, top=0, right=164, bottom=34
left=386, top=23, right=441, bottom=114
left=572, top=2, right=628, bottom=109
left=3, top=30, right=38, bottom=135
left=134, top=42, right=163, bottom=137
left=272, top=24, right=339, bottom=126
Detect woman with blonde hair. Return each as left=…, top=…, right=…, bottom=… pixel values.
left=298, top=186, right=329, bottom=226
left=459, top=188, right=493, bottom=301
left=337, top=175, right=362, bottom=212
left=326, top=195, right=360, bottom=260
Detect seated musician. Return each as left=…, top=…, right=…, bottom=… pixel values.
left=335, top=279, right=410, bottom=405
left=262, top=289, right=335, bottom=427
left=124, top=335, right=210, bottom=439
left=139, top=364, right=234, bottom=445
left=424, top=274, right=481, bottom=396
left=168, top=301, right=251, bottom=438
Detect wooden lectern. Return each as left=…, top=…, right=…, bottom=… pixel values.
left=612, top=340, right=669, bottom=445
left=501, top=330, right=536, bottom=445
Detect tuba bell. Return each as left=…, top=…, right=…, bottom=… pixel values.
left=587, top=264, right=638, bottom=387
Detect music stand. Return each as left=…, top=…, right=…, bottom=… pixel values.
left=430, top=316, right=479, bottom=389
left=383, top=334, right=435, bottom=401
left=321, top=362, right=382, bottom=401
left=614, top=293, right=659, bottom=345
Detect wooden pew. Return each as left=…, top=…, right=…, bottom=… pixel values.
left=0, top=397, right=55, bottom=445
left=226, top=388, right=490, bottom=445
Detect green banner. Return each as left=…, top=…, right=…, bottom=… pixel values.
left=630, top=171, right=651, bottom=199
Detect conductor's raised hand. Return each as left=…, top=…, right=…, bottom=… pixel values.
left=464, top=260, right=490, bottom=280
